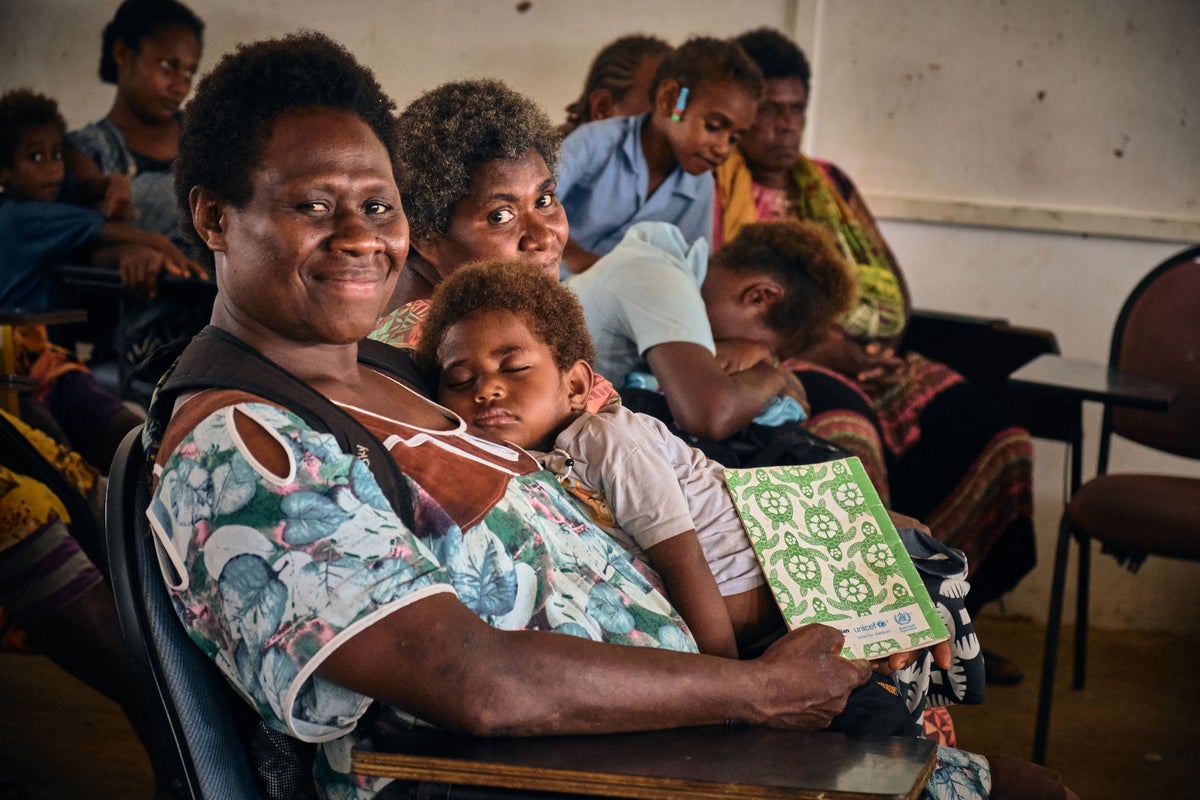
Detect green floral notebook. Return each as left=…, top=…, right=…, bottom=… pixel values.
left=724, top=457, right=949, bottom=661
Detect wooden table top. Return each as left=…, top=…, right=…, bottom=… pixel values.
left=353, top=725, right=937, bottom=800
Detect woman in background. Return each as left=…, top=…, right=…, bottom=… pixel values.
left=67, top=0, right=210, bottom=369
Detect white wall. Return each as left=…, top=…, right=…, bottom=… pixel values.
left=2, top=0, right=1197, bottom=632
left=0, top=0, right=803, bottom=131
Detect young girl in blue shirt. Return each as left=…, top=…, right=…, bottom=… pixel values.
left=556, top=36, right=763, bottom=273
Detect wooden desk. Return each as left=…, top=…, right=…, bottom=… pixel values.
left=1008, top=353, right=1174, bottom=494
left=353, top=726, right=936, bottom=800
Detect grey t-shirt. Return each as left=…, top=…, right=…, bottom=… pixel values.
left=537, top=405, right=763, bottom=596
left=567, top=221, right=714, bottom=384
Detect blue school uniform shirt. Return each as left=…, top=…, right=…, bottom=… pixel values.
left=557, top=114, right=714, bottom=259
left=0, top=197, right=104, bottom=310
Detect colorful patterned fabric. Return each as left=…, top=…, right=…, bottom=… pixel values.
left=370, top=299, right=429, bottom=350
left=11, top=324, right=89, bottom=400
left=148, top=396, right=694, bottom=799
left=925, top=746, right=991, bottom=800
left=923, top=706, right=958, bottom=747
left=0, top=411, right=103, bottom=624
left=788, top=155, right=906, bottom=341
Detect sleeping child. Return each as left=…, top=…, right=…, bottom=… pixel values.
left=417, top=259, right=985, bottom=736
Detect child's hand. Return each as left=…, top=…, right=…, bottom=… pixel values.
left=885, top=509, right=932, bottom=537
left=100, top=174, right=134, bottom=221
left=715, top=338, right=775, bottom=373
left=868, top=642, right=951, bottom=676
left=868, top=651, right=918, bottom=675
left=159, top=243, right=209, bottom=282
left=117, top=245, right=169, bottom=298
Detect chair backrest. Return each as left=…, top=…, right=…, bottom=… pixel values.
left=105, top=426, right=267, bottom=800
left=1104, top=244, right=1200, bottom=466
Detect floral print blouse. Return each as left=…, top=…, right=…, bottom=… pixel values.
left=148, top=397, right=695, bottom=799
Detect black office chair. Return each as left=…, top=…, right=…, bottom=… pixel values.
left=1015, top=244, right=1200, bottom=764
left=105, top=426, right=317, bottom=799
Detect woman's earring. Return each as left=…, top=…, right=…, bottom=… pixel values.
left=671, top=87, right=689, bottom=122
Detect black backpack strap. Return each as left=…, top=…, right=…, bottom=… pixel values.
left=155, top=326, right=416, bottom=530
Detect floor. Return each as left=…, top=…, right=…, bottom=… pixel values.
left=0, top=613, right=1196, bottom=799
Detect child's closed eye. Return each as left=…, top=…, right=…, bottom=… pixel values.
left=442, top=370, right=476, bottom=391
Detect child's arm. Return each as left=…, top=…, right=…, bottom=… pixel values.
left=575, top=411, right=740, bottom=658
left=644, top=531, right=739, bottom=659
left=98, top=221, right=209, bottom=289
left=645, top=341, right=790, bottom=441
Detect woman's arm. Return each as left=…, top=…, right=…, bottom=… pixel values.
left=317, top=593, right=868, bottom=736
left=644, top=531, right=739, bottom=659
left=646, top=341, right=786, bottom=440
left=157, top=398, right=869, bottom=740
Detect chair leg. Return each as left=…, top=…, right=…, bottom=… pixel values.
left=1073, top=534, right=1090, bottom=690
left=1033, top=516, right=1073, bottom=765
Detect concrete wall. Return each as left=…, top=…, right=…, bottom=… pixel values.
left=2, top=0, right=1197, bottom=631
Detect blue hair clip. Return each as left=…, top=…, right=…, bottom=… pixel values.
left=671, top=87, right=689, bottom=121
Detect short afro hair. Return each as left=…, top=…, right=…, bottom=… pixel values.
left=398, top=79, right=560, bottom=242
left=563, top=34, right=672, bottom=135
left=712, top=219, right=856, bottom=356
left=417, top=259, right=595, bottom=373
left=734, top=28, right=811, bottom=90
left=175, top=31, right=400, bottom=261
left=649, top=36, right=763, bottom=107
left=0, top=89, right=65, bottom=168
left=99, top=0, right=204, bottom=84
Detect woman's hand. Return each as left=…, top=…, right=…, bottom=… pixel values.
left=755, top=624, right=871, bottom=730
left=116, top=244, right=168, bottom=298
left=856, top=341, right=907, bottom=391
left=148, top=234, right=209, bottom=281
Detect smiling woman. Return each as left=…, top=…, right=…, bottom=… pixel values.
left=189, top=108, right=408, bottom=349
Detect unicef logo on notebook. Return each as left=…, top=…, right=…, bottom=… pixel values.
left=894, top=612, right=912, bottom=625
